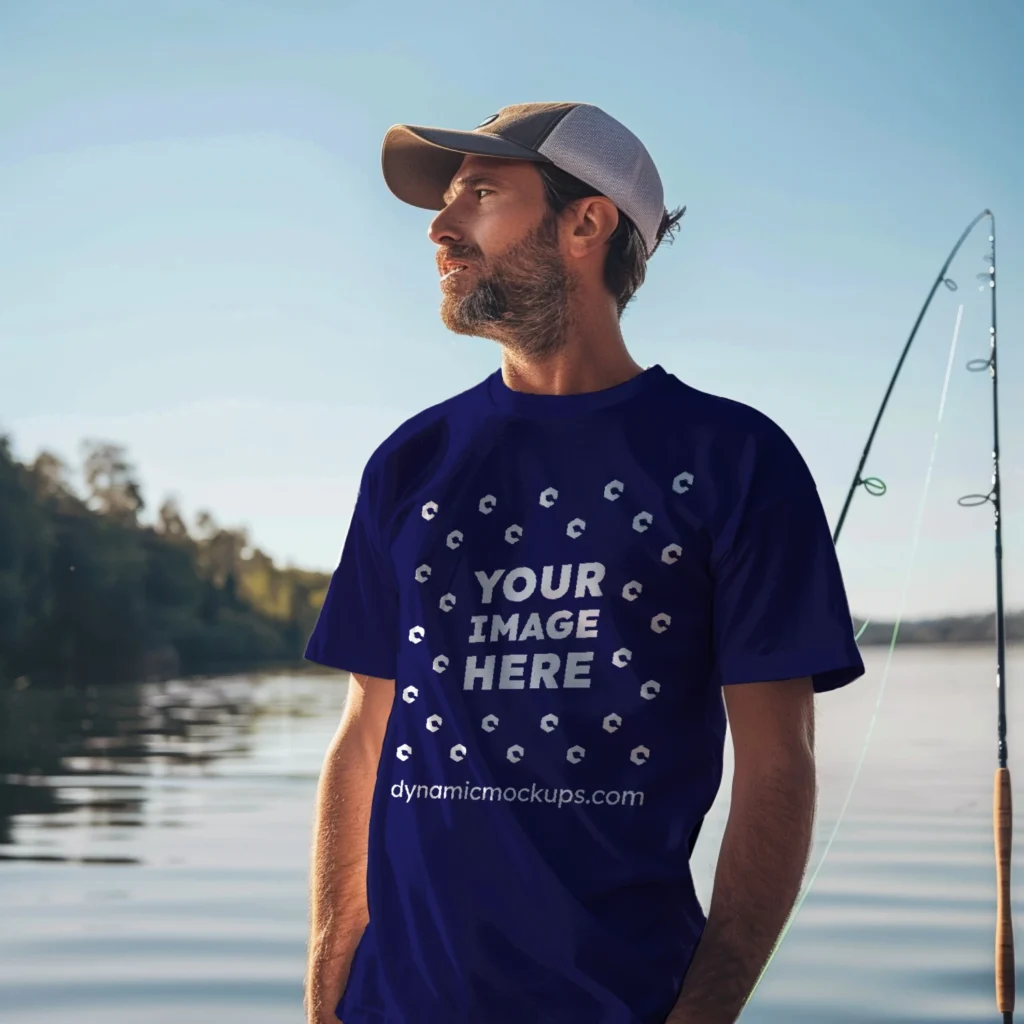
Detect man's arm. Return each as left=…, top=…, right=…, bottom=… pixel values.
left=305, top=672, right=394, bottom=1024
left=667, top=676, right=816, bottom=1024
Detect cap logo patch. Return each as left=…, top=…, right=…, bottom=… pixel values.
left=475, top=113, right=499, bottom=129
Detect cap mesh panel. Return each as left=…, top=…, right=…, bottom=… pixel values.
left=537, top=104, right=664, bottom=256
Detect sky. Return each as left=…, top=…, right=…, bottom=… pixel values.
left=1, top=0, right=1022, bottom=621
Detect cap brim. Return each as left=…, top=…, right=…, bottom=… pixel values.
left=381, top=124, right=549, bottom=211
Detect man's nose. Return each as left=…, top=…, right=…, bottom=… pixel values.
left=428, top=205, right=463, bottom=247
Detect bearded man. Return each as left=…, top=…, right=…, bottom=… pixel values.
left=303, top=102, right=864, bottom=1024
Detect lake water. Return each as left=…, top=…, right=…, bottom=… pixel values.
left=2, top=643, right=1023, bottom=1023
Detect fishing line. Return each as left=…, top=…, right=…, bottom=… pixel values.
left=745, top=303, right=965, bottom=1005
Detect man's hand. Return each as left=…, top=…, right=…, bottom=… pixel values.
left=666, top=676, right=816, bottom=1023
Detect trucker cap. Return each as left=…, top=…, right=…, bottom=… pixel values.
left=381, top=102, right=667, bottom=257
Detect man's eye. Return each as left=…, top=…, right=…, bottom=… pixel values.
left=475, top=188, right=494, bottom=199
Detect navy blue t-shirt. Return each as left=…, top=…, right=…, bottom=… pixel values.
left=305, top=364, right=864, bottom=1024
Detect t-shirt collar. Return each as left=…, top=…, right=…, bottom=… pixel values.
left=486, top=363, right=667, bottom=418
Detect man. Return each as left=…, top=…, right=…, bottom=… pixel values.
left=304, top=102, right=864, bottom=1024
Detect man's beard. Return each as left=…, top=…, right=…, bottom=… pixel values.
left=439, top=212, right=576, bottom=360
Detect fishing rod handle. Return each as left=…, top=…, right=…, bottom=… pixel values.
left=995, top=766, right=1015, bottom=1014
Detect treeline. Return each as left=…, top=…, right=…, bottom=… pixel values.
left=854, top=611, right=1024, bottom=646
left=0, top=433, right=330, bottom=688
left=2, top=431, right=1019, bottom=689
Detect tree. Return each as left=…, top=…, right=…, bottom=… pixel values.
left=156, top=496, right=190, bottom=539
left=194, top=508, right=217, bottom=540
left=29, top=450, right=77, bottom=508
left=81, top=440, right=145, bottom=524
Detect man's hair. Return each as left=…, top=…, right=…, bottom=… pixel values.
left=536, top=163, right=686, bottom=317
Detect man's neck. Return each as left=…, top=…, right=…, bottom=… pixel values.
left=499, top=301, right=644, bottom=397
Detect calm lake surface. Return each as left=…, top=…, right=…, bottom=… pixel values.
left=2, top=643, right=1023, bottom=1023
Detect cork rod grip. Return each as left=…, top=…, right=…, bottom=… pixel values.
left=995, top=766, right=1015, bottom=1015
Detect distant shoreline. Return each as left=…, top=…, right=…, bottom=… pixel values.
left=852, top=611, right=1023, bottom=646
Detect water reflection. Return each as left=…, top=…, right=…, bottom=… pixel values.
left=0, top=670, right=342, bottom=864
left=2, top=649, right=1023, bottom=1023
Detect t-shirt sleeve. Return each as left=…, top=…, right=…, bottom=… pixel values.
left=710, top=424, right=865, bottom=694
left=304, top=461, right=399, bottom=679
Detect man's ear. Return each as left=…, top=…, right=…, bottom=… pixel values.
left=564, top=195, right=619, bottom=258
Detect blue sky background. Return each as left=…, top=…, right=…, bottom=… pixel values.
left=1, top=0, right=1021, bottom=621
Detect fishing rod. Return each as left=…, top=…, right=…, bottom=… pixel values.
left=831, top=209, right=1012, bottom=1022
